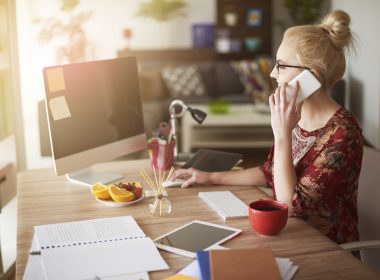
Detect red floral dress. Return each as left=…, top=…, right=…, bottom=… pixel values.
left=262, top=108, right=363, bottom=244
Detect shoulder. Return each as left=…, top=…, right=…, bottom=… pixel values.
left=318, top=109, right=363, bottom=163
left=330, top=108, right=363, bottom=142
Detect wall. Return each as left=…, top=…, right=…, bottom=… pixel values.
left=332, top=0, right=380, bottom=149
left=16, top=0, right=215, bottom=169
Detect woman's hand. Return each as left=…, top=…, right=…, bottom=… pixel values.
left=171, top=168, right=211, bottom=188
left=269, top=82, right=303, bottom=141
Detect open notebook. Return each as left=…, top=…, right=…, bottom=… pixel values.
left=24, top=216, right=168, bottom=280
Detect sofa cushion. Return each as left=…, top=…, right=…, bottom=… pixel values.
left=230, top=60, right=272, bottom=98
left=214, top=62, right=245, bottom=96
left=197, top=62, right=218, bottom=98
left=161, top=65, right=207, bottom=98
left=139, top=68, right=169, bottom=101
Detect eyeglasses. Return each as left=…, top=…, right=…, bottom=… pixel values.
left=274, top=57, right=311, bottom=75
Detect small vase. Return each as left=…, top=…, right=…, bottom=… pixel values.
left=149, top=194, right=171, bottom=216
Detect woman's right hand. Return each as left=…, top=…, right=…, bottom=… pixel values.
left=171, top=168, right=211, bottom=188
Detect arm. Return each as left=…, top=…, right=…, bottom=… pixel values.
left=269, top=84, right=302, bottom=215
left=273, top=138, right=298, bottom=215
left=171, top=166, right=267, bottom=188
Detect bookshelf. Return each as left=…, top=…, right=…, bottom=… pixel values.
left=215, top=0, right=272, bottom=60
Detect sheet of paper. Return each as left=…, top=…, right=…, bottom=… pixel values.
left=283, top=265, right=299, bottom=280
left=103, top=272, right=150, bottom=280
left=33, top=216, right=168, bottom=280
left=34, top=215, right=145, bottom=248
left=46, top=67, right=66, bottom=92
left=23, top=234, right=48, bottom=280
left=49, top=96, right=71, bottom=121
left=275, top=258, right=292, bottom=279
left=23, top=235, right=151, bottom=280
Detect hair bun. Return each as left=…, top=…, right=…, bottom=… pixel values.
left=319, top=10, right=353, bottom=50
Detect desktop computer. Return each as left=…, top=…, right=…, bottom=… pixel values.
left=43, top=57, right=146, bottom=186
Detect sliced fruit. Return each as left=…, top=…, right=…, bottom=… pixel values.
left=132, top=186, right=143, bottom=199
left=91, top=183, right=111, bottom=200
left=118, top=181, right=142, bottom=192
left=109, top=185, right=134, bottom=202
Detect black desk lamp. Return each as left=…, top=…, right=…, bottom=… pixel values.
left=169, top=99, right=207, bottom=161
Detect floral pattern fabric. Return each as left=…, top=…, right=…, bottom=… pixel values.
left=262, top=108, right=363, bottom=244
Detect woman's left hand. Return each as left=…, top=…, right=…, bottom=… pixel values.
left=269, top=82, right=303, bottom=141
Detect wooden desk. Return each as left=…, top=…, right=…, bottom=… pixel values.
left=16, top=160, right=379, bottom=279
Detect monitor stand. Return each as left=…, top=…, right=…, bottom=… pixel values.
left=66, top=168, right=124, bottom=187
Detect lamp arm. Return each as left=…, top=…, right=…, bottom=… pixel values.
left=169, top=99, right=188, bottom=159
left=168, top=99, right=207, bottom=160
left=169, top=107, right=179, bottom=159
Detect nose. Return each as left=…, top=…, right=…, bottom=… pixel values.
left=270, top=66, right=278, bottom=79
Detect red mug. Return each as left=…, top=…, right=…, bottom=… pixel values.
left=248, top=199, right=288, bottom=236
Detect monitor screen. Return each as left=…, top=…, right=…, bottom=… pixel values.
left=43, top=57, right=146, bottom=183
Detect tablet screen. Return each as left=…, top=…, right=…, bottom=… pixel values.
left=154, top=221, right=241, bottom=257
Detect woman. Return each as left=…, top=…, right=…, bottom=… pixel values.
left=172, top=10, right=363, bottom=246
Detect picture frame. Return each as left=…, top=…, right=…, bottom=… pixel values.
left=246, top=8, right=262, bottom=27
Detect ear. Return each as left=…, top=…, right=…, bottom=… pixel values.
left=310, top=69, right=321, bottom=80
left=310, top=69, right=327, bottom=90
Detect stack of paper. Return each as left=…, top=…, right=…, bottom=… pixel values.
left=24, top=215, right=168, bottom=280
left=176, top=247, right=298, bottom=280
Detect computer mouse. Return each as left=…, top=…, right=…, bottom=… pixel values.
left=162, top=179, right=186, bottom=188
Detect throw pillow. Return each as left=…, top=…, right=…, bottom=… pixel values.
left=230, top=59, right=273, bottom=103
left=161, top=65, right=207, bottom=98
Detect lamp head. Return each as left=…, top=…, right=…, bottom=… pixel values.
left=188, top=107, right=207, bottom=124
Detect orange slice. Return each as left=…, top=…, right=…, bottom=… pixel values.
left=91, top=183, right=111, bottom=200
left=109, top=185, right=134, bottom=202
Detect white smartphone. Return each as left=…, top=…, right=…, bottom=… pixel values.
left=286, top=70, right=321, bottom=103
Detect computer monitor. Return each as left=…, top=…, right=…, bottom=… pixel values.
left=43, top=57, right=146, bottom=186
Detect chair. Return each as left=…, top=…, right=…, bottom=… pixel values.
left=340, top=146, right=380, bottom=271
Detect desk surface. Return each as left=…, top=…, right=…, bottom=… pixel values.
left=16, top=159, right=379, bottom=279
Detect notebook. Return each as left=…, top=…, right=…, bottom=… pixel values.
left=196, top=250, right=211, bottom=280
left=209, top=248, right=281, bottom=280
left=182, top=149, right=243, bottom=172
left=178, top=248, right=298, bottom=280
left=31, top=215, right=168, bottom=280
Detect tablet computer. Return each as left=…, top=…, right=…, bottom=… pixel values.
left=154, top=220, right=242, bottom=258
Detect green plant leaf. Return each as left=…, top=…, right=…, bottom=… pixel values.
left=135, top=0, right=187, bottom=21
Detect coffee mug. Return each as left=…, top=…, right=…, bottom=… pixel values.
left=249, top=199, right=288, bottom=236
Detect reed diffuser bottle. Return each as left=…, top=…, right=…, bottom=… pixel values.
left=149, top=194, right=171, bottom=216
left=141, top=166, right=174, bottom=217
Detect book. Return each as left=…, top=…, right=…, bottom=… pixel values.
left=178, top=249, right=298, bottom=280
left=209, top=247, right=281, bottom=280
left=31, top=215, right=168, bottom=280
left=182, top=149, right=243, bottom=172
left=196, top=250, right=211, bottom=280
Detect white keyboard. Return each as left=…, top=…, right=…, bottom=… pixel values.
left=198, top=191, right=248, bottom=220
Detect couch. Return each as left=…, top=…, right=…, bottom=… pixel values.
left=138, top=59, right=346, bottom=141
left=138, top=59, right=273, bottom=139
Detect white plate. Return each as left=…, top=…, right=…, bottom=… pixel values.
left=96, top=194, right=144, bottom=207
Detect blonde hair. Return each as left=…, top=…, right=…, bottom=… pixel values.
left=284, top=10, right=354, bottom=89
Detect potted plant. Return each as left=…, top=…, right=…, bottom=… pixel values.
left=34, top=0, right=92, bottom=63
left=284, top=0, right=325, bottom=25
left=135, top=0, right=187, bottom=22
